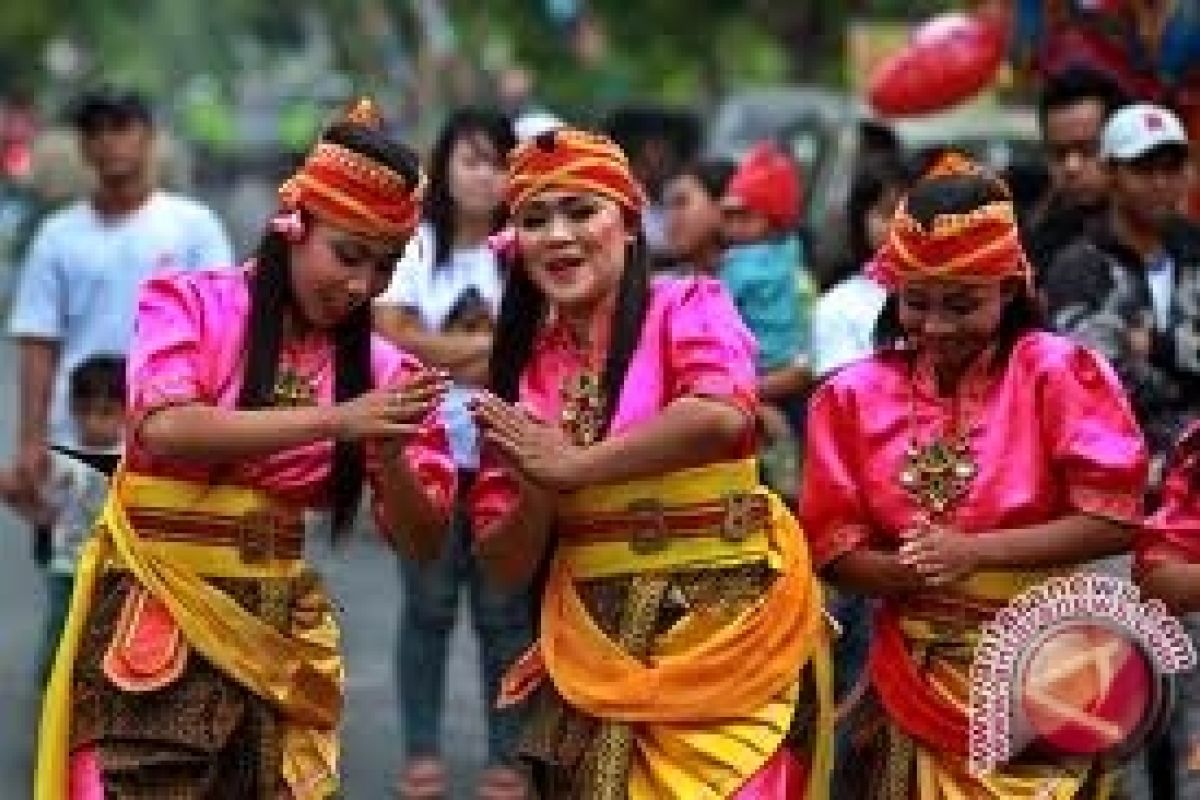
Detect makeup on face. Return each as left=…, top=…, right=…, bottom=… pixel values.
left=513, top=190, right=630, bottom=314
left=293, top=224, right=408, bottom=328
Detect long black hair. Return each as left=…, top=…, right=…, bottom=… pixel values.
left=240, top=121, right=423, bottom=538
left=488, top=226, right=651, bottom=441
left=425, top=108, right=516, bottom=269
left=846, top=155, right=909, bottom=274
left=872, top=171, right=1047, bottom=364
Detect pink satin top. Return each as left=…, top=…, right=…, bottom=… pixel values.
left=1138, top=421, right=1200, bottom=571
left=124, top=268, right=455, bottom=533
left=468, top=276, right=758, bottom=536
left=802, top=331, right=1148, bottom=569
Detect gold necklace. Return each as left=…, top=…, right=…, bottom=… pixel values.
left=560, top=370, right=604, bottom=447
left=898, top=364, right=978, bottom=519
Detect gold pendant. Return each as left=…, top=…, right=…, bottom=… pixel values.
left=273, top=368, right=317, bottom=407
left=898, top=436, right=977, bottom=516
left=560, top=371, right=604, bottom=447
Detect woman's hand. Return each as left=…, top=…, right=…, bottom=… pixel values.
left=898, top=521, right=981, bottom=586
left=471, top=392, right=590, bottom=491
left=333, top=368, right=448, bottom=443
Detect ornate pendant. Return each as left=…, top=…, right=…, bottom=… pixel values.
left=898, top=436, right=977, bottom=516
left=560, top=371, right=604, bottom=447
left=273, top=368, right=318, bottom=407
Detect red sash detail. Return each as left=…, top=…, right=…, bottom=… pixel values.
left=868, top=604, right=969, bottom=756
left=102, top=583, right=189, bottom=692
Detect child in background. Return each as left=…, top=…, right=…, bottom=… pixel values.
left=719, top=141, right=814, bottom=502
left=0, top=353, right=124, bottom=679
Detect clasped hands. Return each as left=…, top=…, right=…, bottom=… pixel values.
left=897, top=517, right=981, bottom=587
left=469, top=391, right=590, bottom=492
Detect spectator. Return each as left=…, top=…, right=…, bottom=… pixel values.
left=811, top=156, right=909, bottom=378
left=5, top=87, right=231, bottom=562
left=0, top=354, right=123, bottom=680
left=661, top=157, right=735, bottom=275
left=719, top=141, right=814, bottom=501
left=1026, top=66, right=1128, bottom=280
left=1045, top=102, right=1200, bottom=474
left=374, top=108, right=531, bottom=800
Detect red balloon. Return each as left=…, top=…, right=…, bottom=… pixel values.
left=869, top=12, right=1008, bottom=117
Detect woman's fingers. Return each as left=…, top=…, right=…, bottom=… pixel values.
left=473, top=395, right=528, bottom=439
left=483, top=429, right=525, bottom=464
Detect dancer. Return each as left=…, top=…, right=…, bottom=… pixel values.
left=802, top=155, right=1148, bottom=798
left=1138, top=421, right=1200, bottom=611
left=469, top=127, right=833, bottom=799
left=36, top=100, right=455, bottom=799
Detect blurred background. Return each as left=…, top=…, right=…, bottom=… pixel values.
left=0, top=0, right=1053, bottom=295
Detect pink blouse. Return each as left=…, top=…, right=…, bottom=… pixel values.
left=468, top=276, right=758, bottom=536
left=801, top=332, right=1148, bottom=569
left=124, top=268, right=455, bottom=533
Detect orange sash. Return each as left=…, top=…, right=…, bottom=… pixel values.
left=540, top=491, right=819, bottom=723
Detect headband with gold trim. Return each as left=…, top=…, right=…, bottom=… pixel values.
left=505, top=127, right=645, bottom=214
left=866, top=153, right=1031, bottom=290
left=276, top=98, right=426, bottom=241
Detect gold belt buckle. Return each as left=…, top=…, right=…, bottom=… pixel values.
left=721, top=491, right=758, bottom=542
left=237, top=509, right=280, bottom=564
left=627, top=498, right=668, bottom=555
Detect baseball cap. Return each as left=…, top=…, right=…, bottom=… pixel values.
left=68, top=87, right=153, bottom=133
left=724, top=141, right=802, bottom=230
left=1100, top=103, right=1189, bottom=162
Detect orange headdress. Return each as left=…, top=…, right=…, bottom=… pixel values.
left=866, top=152, right=1032, bottom=291
left=275, top=98, right=425, bottom=242
left=504, top=127, right=646, bottom=215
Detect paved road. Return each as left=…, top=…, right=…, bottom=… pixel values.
left=0, top=340, right=492, bottom=798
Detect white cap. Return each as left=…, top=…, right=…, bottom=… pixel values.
left=1101, top=103, right=1190, bottom=161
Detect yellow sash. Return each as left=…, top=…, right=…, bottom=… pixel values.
left=36, top=472, right=342, bottom=799
left=543, top=459, right=834, bottom=799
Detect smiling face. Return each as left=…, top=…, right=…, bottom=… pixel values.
left=896, top=278, right=1017, bottom=376
left=511, top=189, right=632, bottom=315
left=288, top=221, right=408, bottom=329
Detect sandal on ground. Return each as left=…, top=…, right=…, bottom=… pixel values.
left=476, top=763, right=529, bottom=800
left=395, top=755, right=448, bottom=799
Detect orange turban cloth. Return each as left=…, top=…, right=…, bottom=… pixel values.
left=277, top=98, right=426, bottom=241
left=725, top=141, right=802, bottom=230
left=866, top=152, right=1032, bottom=290
left=505, top=127, right=646, bottom=215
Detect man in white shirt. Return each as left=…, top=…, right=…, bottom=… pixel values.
left=6, top=87, right=232, bottom=513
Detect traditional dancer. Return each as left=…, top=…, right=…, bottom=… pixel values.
left=468, top=127, right=833, bottom=799
left=802, top=155, right=1148, bottom=799
left=1137, top=420, right=1200, bottom=612
left=36, top=100, right=455, bottom=799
